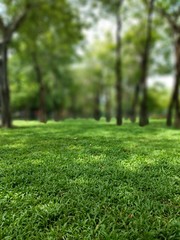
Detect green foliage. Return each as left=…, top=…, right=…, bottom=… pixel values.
left=6, top=0, right=84, bottom=114
left=0, top=0, right=177, bottom=121
left=148, top=85, right=170, bottom=114
left=0, top=119, right=180, bottom=239
left=9, top=54, right=38, bottom=111
left=72, top=36, right=116, bottom=118
left=156, top=0, right=180, bottom=15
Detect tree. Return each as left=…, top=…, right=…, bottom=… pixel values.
left=115, top=0, right=124, bottom=125
left=0, top=2, right=30, bottom=127
left=1, top=0, right=83, bottom=125
left=139, top=0, right=155, bottom=126
left=122, top=20, right=151, bottom=122
left=73, top=35, right=116, bottom=121
left=9, top=53, right=39, bottom=119
left=156, top=0, right=180, bottom=127
left=93, top=0, right=124, bottom=125
left=26, top=1, right=81, bottom=122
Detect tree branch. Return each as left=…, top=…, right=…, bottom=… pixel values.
left=5, top=2, right=32, bottom=42
left=156, top=7, right=180, bottom=33
left=6, top=10, right=27, bottom=41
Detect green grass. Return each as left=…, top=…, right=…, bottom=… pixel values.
left=0, top=119, right=180, bottom=239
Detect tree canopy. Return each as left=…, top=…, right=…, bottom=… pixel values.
left=0, top=0, right=179, bottom=128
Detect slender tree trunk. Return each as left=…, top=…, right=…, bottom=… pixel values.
left=0, top=7, right=28, bottom=128
left=0, top=41, right=12, bottom=128
left=32, top=53, right=47, bottom=123
left=130, top=83, right=140, bottom=123
left=39, top=81, right=46, bottom=123
left=93, top=91, right=101, bottom=121
left=0, top=42, right=4, bottom=125
left=139, top=81, right=149, bottom=126
left=166, top=35, right=180, bottom=127
left=105, top=89, right=111, bottom=122
left=139, top=0, right=155, bottom=126
left=174, top=35, right=180, bottom=128
left=115, top=0, right=123, bottom=126
left=166, top=78, right=177, bottom=127
left=166, top=96, right=174, bottom=126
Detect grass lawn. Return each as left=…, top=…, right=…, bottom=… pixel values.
left=0, top=119, right=180, bottom=239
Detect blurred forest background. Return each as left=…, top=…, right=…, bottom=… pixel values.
left=0, top=0, right=179, bottom=128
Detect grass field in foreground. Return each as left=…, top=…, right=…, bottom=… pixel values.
left=0, top=119, right=180, bottom=239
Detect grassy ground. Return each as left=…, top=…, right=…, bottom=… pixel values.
left=0, top=119, right=180, bottom=239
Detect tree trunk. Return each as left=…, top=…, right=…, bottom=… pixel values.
left=139, top=81, right=149, bottom=126
left=166, top=76, right=178, bottom=127
left=166, top=35, right=180, bottom=128
left=0, top=7, right=28, bottom=128
left=0, top=5, right=28, bottom=128
left=139, top=0, right=155, bottom=126
left=105, top=89, right=111, bottom=122
left=39, top=82, right=46, bottom=123
left=130, top=83, right=140, bottom=123
left=174, top=35, right=180, bottom=128
left=32, top=53, right=47, bottom=123
left=166, top=97, right=174, bottom=126
left=0, top=42, right=12, bottom=128
left=93, top=91, right=101, bottom=121
left=115, top=0, right=123, bottom=126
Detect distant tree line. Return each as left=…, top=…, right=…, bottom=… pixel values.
left=0, top=0, right=179, bottom=128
